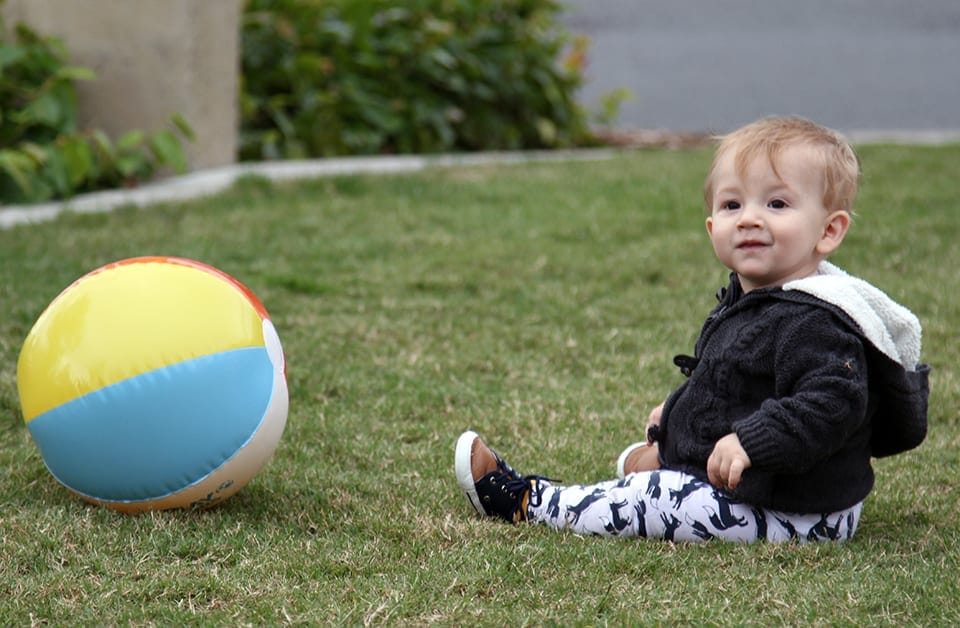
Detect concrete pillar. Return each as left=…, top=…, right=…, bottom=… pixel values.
left=2, top=0, right=241, bottom=171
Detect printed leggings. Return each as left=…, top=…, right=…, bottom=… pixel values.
left=527, top=470, right=862, bottom=543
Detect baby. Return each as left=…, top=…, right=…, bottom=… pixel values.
left=455, top=116, right=929, bottom=542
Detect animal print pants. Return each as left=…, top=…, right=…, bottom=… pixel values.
left=527, top=470, right=862, bottom=543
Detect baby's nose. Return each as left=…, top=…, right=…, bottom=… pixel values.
left=736, top=203, right=764, bottom=227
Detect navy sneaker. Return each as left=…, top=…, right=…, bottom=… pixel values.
left=455, top=430, right=550, bottom=524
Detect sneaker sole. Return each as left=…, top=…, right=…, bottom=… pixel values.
left=455, top=430, right=485, bottom=516
left=616, top=441, right=648, bottom=479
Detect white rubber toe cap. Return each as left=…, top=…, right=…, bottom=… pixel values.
left=455, top=430, right=484, bottom=516
left=616, top=441, right=648, bottom=479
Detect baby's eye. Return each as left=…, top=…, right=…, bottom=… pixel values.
left=720, top=200, right=741, bottom=211
left=768, top=199, right=788, bottom=209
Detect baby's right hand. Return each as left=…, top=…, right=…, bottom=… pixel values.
left=707, top=433, right=751, bottom=490
left=646, top=402, right=665, bottom=444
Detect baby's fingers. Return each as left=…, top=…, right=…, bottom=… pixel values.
left=706, top=451, right=725, bottom=488
left=726, top=458, right=746, bottom=489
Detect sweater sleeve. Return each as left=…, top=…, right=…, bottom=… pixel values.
left=732, top=307, right=870, bottom=473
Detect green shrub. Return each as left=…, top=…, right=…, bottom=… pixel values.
left=0, top=13, right=192, bottom=204
left=240, top=0, right=593, bottom=160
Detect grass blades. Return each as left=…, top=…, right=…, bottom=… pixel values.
left=1, top=145, right=958, bottom=624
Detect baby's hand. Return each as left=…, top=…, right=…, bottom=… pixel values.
left=707, top=433, right=751, bottom=490
left=646, top=401, right=665, bottom=444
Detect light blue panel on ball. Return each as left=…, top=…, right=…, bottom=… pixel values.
left=27, top=347, right=275, bottom=502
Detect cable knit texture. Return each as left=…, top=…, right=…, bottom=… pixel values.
left=657, top=266, right=930, bottom=513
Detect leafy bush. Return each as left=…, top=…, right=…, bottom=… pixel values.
left=0, top=13, right=192, bottom=204
left=240, top=0, right=593, bottom=160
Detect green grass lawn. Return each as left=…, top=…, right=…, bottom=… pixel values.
left=1, top=145, right=958, bottom=624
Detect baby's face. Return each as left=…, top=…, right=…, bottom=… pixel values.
left=705, top=144, right=836, bottom=292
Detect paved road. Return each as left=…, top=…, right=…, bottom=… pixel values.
left=561, top=0, right=960, bottom=136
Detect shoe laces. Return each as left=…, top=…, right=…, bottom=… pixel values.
left=481, top=453, right=556, bottom=523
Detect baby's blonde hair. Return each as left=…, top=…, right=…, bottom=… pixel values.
left=703, top=116, right=860, bottom=215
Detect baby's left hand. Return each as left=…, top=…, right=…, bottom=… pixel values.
left=707, top=433, right=751, bottom=490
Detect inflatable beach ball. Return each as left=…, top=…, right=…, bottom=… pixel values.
left=16, top=256, right=288, bottom=513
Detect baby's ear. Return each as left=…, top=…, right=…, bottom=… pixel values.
left=816, top=211, right=851, bottom=255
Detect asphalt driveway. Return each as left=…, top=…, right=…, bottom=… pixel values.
left=562, top=0, right=960, bottom=135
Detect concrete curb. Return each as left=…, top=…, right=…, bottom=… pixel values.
left=0, top=149, right=618, bottom=230
left=3, top=133, right=958, bottom=229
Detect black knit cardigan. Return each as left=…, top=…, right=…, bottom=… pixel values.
left=653, top=275, right=930, bottom=513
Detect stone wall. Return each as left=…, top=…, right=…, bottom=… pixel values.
left=2, top=0, right=241, bottom=170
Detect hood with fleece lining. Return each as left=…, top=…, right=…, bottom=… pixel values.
left=784, top=261, right=922, bottom=370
